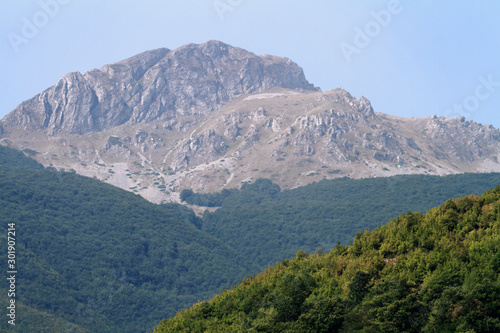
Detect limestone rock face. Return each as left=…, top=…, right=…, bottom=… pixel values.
left=172, top=130, right=228, bottom=171
left=417, top=116, right=500, bottom=163
left=2, top=41, right=318, bottom=135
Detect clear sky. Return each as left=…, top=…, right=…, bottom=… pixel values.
left=1, top=1, right=499, bottom=127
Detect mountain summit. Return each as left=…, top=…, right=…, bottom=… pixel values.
left=1, top=41, right=500, bottom=203
left=2, top=40, right=317, bottom=134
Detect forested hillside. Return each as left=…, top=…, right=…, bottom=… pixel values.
left=156, top=186, right=500, bottom=332
left=185, top=174, right=500, bottom=267
left=0, top=146, right=256, bottom=333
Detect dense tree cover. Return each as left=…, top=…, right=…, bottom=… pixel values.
left=0, top=147, right=257, bottom=333
left=197, top=175, right=500, bottom=266
left=156, top=186, right=500, bottom=332
left=0, top=297, right=90, bottom=333
left=0, top=146, right=44, bottom=170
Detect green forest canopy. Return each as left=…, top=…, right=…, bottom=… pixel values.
left=0, top=146, right=256, bottom=333
left=187, top=175, right=500, bottom=267
left=156, top=186, right=500, bottom=332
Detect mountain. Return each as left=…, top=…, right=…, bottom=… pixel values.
left=1, top=41, right=500, bottom=203
left=154, top=187, right=500, bottom=332
left=2, top=144, right=500, bottom=332
left=0, top=145, right=257, bottom=333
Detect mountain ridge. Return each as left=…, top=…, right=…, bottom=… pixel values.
left=1, top=41, right=500, bottom=203
left=0, top=144, right=257, bottom=333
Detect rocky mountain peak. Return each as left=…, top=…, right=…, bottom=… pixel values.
left=2, top=42, right=500, bottom=204
left=1, top=41, right=318, bottom=135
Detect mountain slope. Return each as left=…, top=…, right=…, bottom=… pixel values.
left=0, top=146, right=257, bottom=333
left=155, top=186, right=500, bottom=332
left=1, top=41, right=500, bottom=203
left=0, top=297, right=90, bottom=333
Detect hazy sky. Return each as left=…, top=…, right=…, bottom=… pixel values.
left=1, top=1, right=500, bottom=127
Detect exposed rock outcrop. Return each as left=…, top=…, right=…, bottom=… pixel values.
left=172, top=130, right=228, bottom=171
left=1, top=41, right=318, bottom=135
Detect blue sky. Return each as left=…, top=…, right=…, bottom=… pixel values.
left=1, top=1, right=499, bottom=128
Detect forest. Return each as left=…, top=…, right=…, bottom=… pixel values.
left=185, top=174, right=500, bottom=267
left=156, top=186, right=500, bottom=332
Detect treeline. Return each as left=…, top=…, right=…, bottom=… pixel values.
left=156, top=186, right=500, bottom=332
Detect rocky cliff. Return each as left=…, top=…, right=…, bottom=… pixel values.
left=2, top=40, right=317, bottom=135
